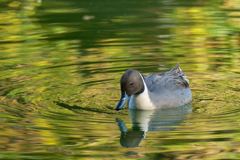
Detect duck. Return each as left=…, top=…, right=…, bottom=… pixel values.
left=115, top=64, right=192, bottom=110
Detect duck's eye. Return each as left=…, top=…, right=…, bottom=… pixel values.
left=129, top=82, right=134, bottom=86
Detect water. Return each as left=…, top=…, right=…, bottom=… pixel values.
left=0, top=0, right=239, bottom=159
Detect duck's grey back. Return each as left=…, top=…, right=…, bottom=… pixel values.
left=143, top=64, right=192, bottom=108
left=145, top=64, right=190, bottom=92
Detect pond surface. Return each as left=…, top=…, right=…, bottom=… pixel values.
left=0, top=0, right=240, bottom=159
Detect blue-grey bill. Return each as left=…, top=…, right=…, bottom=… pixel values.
left=115, top=93, right=128, bottom=111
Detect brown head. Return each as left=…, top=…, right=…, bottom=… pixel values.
left=115, top=69, right=145, bottom=111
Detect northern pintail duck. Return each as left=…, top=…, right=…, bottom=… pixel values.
left=115, top=64, right=192, bottom=110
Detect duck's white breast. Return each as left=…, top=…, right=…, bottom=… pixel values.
left=128, top=79, right=156, bottom=110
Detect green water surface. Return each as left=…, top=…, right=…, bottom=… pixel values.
left=0, top=0, right=239, bottom=159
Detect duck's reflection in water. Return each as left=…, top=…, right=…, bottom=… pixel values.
left=116, top=104, right=192, bottom=148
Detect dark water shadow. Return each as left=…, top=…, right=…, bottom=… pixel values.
left=116, top=104, right=192, bottom=148
left=55, top=101, right=116, bottom=114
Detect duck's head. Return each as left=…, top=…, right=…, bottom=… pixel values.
left=115, top=69, right=145, bottom=111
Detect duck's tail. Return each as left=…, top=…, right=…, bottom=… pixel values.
left=170, top=64, right=183, bottom=74
left=170, top=64, right=190, bottom=87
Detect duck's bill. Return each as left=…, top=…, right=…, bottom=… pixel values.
left=115, top=92, right=128, bottom=111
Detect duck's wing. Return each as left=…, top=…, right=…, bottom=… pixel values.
left=145, top=64, right=190, bottom=92
left=168, top=64, right=190, bottom=88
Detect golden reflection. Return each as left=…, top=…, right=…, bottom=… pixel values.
left=0, top=0, right=239, bottom=159
left=34, top=118, right=59, bottom=145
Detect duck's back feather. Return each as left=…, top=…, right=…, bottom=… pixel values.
left=144, top=64, right=190, bottom=92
